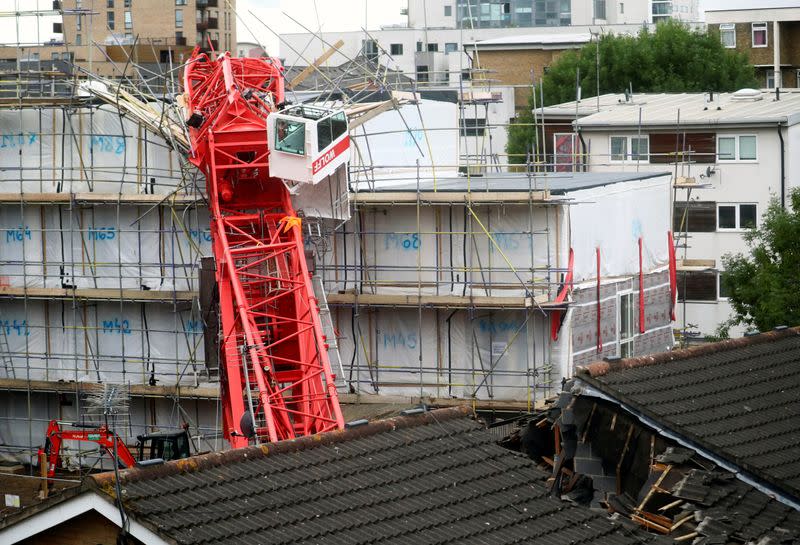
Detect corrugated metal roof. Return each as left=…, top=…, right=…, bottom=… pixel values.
left=354, top=171, right=669, bottom=194
left=550, top=91, right=800, bottom=129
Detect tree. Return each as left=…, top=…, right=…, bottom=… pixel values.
left=506, top=21, right=758, bottom=163
left=719, top=190, right=800, bottom=335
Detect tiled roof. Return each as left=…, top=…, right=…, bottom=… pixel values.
left=577, top=327, right=800, bottom=503
left=669, top=468, right=800, bottom=543
left=92, top=407, right=668, bottom=545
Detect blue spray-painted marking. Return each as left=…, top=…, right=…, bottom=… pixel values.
left=101, top=318, right=131, bottom=335
left=89, top=135, right=126, bottom=155
left=384, top=233, right=420, bottom=250
left=5, top=226, right=32, bottom=243
left=87, top=226, right=116, bottom=241
left=0, top=319, right=30, bottom=336
left=478, top=319, right=522, bottom=334
left=383, top=331, right=417, bottom=350
left=0, top=132, right=38, bottom=149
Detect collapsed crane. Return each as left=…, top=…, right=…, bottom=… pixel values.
left=183, top=49, right=347, bottom=447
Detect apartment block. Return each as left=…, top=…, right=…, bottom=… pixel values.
left=707, top=1, right=800, bottom=89
left=541, top=90, right=800, bottom=338
left=1, top=0, right=236, bottom=79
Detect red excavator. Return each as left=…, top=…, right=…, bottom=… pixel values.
left=40, top=46, right=348, bottom=476
left=38, top=420, right=191, bottom=478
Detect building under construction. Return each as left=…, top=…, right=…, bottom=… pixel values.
left=0, top=4, right=676, bottom=473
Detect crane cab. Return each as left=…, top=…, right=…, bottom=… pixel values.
left=267, top=105, right=350, bottom=185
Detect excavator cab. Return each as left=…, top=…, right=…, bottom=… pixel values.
left=266, top=105, right=350, bottom=185
left=135, top=430, right=192, bottom=463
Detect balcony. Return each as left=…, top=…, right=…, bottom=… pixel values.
left=197, top=0, right=218, bottom=7
left=196, top=17, right=218, bottom=31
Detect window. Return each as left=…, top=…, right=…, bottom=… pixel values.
left=677, top=271, right=717, bottom=302
left=124, top=0, right=131, bottom=6
left=718, top=273, right=731, bottom=299
left=767, top=70, right=777, bottom=89
left=595, top=0, right=606, bottom=20
left=461, top=68, right=471, bottom=81
left=317, top=112, right=347, bottom=152
left=76, top=33, right=82, bottom=45
left=620, top=2, right=624, bottom=14
left=718, top=203, right=757, bottom=230
left=619, top=292, right=635, bottom=358
left=445, top=42, right=458, bottom=54
left=416, top=65, right=429, bottom=83
left=274, top=118, right=305, bottom=155
left=175, top=9, right=183, bottom=27
left=717, top=135, right=757, bottom=161
left=444, top=5, right=452, bottom=16
left=427, top=43, right=438, bottom=52
left=416, top=41, right=423, bottom=52
left=390, top=43, right=403, bottom=56
left=752, top=22, right=767, bottom=47
left=107, top=11, right=115, bottom=29
left=720, top=23, right=735, bottom=48
left=107, top=0, right=114, bottom=7
left=673, top=201, right=717, bottom=232
left=124, top=11, right=132, bottom=29
left=176, top=0, right=187, bottom=4
left=610, top=135, right=648, bottom=162
left=362, top=39, right=378, bottom=61
left=459, top=118, right=486, bottom=137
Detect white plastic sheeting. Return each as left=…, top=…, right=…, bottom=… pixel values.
left=0, top=299, right=205, bottom=385
left=334, top=307, right=554, bottom=402
left=0, top=204, right=210, bottom=290
left=569, top=176, right=671, bottom=281
left=0, top=106, right=183, bottom=194
left=350, top=100, right=459, bottom=171
left=318, top=203, right=557, bottom=298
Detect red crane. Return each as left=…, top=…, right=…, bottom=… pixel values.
left=183, top=49, right=345, bottom=447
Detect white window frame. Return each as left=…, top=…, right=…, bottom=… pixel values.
left=717, top=134, right=757, bottom=162
left=618, top=291, right=636, bottom=358
left=609, top=135, right=649, bottom=163
left=717, top=203, right=758, bottom=231
left=717, top=272, right=729, bottom=301
left=752, top=22, right=768, bottom=48
left=767, top=70, right=776, bottom=89
left=719, top=23, right=736, bottom=48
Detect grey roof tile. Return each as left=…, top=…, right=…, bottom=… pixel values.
left=104, top=409, right=669, bottom=545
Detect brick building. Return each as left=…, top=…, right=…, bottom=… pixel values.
left=707, top=1, right=800, bottom=89
left=0, top=0, right=236, bottom=79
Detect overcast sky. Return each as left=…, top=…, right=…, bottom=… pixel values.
left=2, top=0, right=720, bottom=54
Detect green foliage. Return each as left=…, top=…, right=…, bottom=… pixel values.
left=542, top=20, right=757, bottom=106
left=720, top=190, right=800, bottom=335
left=506, top=21, right=758, bottom=163
left=506, top=109, right=536, bottom=165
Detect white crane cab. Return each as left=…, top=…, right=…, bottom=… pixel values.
left=266, top=105, right=350, bottom=185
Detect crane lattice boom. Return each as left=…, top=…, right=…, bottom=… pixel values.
left=183, top=50, right=344, bottom=447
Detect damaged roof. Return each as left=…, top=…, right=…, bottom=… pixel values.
left=576, top=327, right=800, bottom=504
left=90, top=407, right=668, bottom=545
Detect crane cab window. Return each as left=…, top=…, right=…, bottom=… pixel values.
left=317, top=112, right=348, bottom=151
left=275, top=118, right=305, bottom=155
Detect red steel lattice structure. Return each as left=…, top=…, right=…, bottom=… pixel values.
left=184, top=49, right=344, bottom=447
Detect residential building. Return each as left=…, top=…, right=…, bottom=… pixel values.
left=466, top=33, right=592, bottom=114
left=0, top=0, right=236, bottom=79
left=707, top=1, right=800, bottom=89
left=517, top=326, right=800, bottom=537
left=0, top=407, right=670, bottom=544
left=280, top=1, right=701, bottom=87
left=541, top=90, right=800, bottom=338
left=236, top=41, right=266, bottom=57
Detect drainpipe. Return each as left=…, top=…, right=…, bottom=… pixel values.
left=773, top=20, right=781, bottom=89
left=578, top=130, right=588, bottom=172
left=778, top=125, right=786, bottom=209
